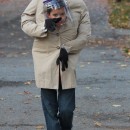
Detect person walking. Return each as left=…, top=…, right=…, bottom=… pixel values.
left=21, top=0, right=91, bottom=130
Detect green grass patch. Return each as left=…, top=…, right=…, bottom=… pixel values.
left=109, top=0, right=130, bottom=29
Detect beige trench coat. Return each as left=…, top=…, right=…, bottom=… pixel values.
left=21, top=0, right=91, bottom=89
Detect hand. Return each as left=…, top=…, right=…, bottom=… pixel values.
left=45, top=18, right=62, bottom=32
left=56, top=48, right=68, bottom=71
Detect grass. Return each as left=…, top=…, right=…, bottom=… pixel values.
left=109, top=0, right=130, bottom=29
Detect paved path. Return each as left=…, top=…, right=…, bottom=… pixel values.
left=0, top=0, right=130, bottom=130
left=1, top=45, right=130, bottom=130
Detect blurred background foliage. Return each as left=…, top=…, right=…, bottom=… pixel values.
left=109, top=0, right=130, bottom=29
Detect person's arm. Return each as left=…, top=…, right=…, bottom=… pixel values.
left=64, top=2, right=91, bottom=54
left=21, top=0, right=47, bottom=38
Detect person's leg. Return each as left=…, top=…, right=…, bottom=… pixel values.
left=58, top=75, right=75, bottom=130
left=41, top=88, right=61, bottom=130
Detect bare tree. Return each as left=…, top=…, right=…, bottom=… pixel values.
left=116, top=0, right=121, bottom=2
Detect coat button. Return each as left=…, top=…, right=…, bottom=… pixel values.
left=56, top=33, right=59, bottom=36
left=56, top=46, right=60, bottom=49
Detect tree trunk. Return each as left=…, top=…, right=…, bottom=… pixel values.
left=116, top=0, right=121, bottom=2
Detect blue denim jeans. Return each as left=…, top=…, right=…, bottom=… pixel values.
left=41, top=74, right=75, bottom=130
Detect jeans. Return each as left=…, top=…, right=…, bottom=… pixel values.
left=41, top=73, right=75, bottom=130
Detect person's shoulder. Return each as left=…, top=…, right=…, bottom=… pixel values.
left=67, top=0, right=87, bottom=11
left=31, top=0, right=41, bottom=4
left=27, top=0, right=40, bottom=5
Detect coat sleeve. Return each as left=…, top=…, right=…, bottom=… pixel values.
left=64, top=2, right=91, bottom=54
left=21, top=0, right=47, bottom=38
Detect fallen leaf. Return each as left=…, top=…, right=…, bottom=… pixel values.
left=24, top=91, right=31, bottom=94
left=86, top=87, right=91, bottom=90
left=21, top=53, right=28, bottom=55
left=10, top=33, right=14, bottom=36
left=0, top=98, right=5, bottom=101
left=17, top=92, right=24, bottom=95
left=100, top=51, right=106, bottom=54
left=35, top=95, right=41, bottom=98
left=24, top=102, right=30, bottom=104
left=101, top=61, right=105, bottom=63
left=12, top=24, right=16, bottom=28
left=18, top=38, right=23, bottom=41
left=36, top=125, right=44, bottom=129
left=24, top=81, right=31, bottom=85
left=80, top=65, right=85, bottom=68
left=112, top=104, right=121, bottom=107
left=94, top=121, right=102, bottom=127
left=120, top=64, right=127, bottom=67
left=117, top=62, right=121, bottom=65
